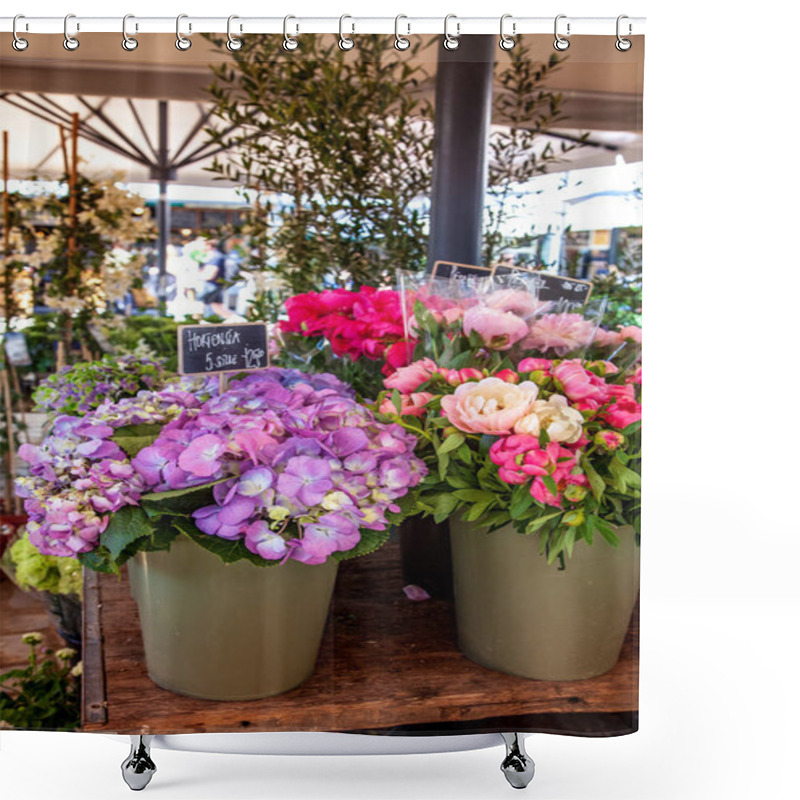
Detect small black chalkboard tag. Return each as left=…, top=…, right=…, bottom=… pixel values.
left=178, top=323, right=270, bottom=376
left=429, top=260, right=492, bottom=279
left=491, top=267, right=593, bottom=311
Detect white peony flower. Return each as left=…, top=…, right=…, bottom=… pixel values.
left=514, top=394, right=584, bottom=443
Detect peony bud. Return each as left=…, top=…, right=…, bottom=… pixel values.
left=495, top=368, right=520, bottom=384
left=594, top=430, right=625, bottom=451
left=458, top=368, right=484, bottom=383
left=562, top=510, right=585, bottom=527
left=529, top=370, right=549, bottom=386
left=563, top=484, right=587, bottom=503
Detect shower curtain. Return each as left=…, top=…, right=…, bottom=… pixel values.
left=0, top=26, right=643, bottom=744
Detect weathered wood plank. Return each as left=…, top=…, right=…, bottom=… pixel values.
left=83, top=539, right=637, bottom=736
left=81, top=568, right=107, bottom=726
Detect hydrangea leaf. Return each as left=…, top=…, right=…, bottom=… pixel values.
left=172, top=517, right=278, bottom=568
left=332, top=526, right=391, bottom=562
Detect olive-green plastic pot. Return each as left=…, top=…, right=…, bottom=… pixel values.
left=127, top=537, right=338, bottom=700
left=450, top=520, right=640, bottom=681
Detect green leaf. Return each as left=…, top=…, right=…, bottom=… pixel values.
left=581, top=456, right=606, bottom=501
left=391, top=388, right=403, bottom=415
left=623, top=420, right=642, bottom=436
left=173, top=517, right=272, bottom=567
left=584, top=514, right=595, bottom=545
left=542, top=474, right=558, bottom=497
left=140, top=478, right=230, bottom=517
left=509, top=488, right=534, bottom=519
left=333, top=527, right=391, bottom=562
left=100, top=506, right=154, bottom=561
left=438, top=432, right=465, bottom=455
left=464, top=502, right=492, bottom=522
left=445, top=474, right=474, bottom=490
left=608, top=457, right=641, bottom=492
left=594, top=518, right=621, bottom=547
left=432, top=492, right=459, bottom=523
left=437, top=451, right=450, bottom=481
left=547, top=528, right=566, bottom=564
left=77, top=547, right=118, bottom=575
left=481, top=510, right=512, bottom=531
left=112, top=423, right=164, bottom=458
left=564, top=527, right=576, bottom=558
left=453, top=489, right=496, bottom=504
left=525, top=512, right=562, bottom=533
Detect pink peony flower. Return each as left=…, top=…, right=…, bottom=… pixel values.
left=601, top=397, right=642, bottom=429
left=484, top=289, right=541, bottom=317
left=552, top=361, right=611, bottom=409
left=379, top=392, right=434, bottom=418
left=441, top=378, right=539, bottom=435
left=524, top=313, right=596, bottom=356
left=617, top=325, right=642, bottom=344
left=462, top=307, right=530, bottom=350
left=626, top=366, right=642, bottom=385
left=383, top=340, right=416, bottom=373
left=383, top=358, right=440, bottom=393
left=591, top=328, right=623, bottom=349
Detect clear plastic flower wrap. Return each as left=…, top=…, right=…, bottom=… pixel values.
left=396, top=268, right=609, bottom=372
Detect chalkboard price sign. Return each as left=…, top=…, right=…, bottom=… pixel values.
left=178, top=323, right=270, bottom=375
left=491, top=267, right=592, bottom=311
left=429, top=260, right=491, bottom=280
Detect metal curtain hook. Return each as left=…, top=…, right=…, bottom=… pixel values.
left=63, top=14, right=79, bottom=51
left=283, top=15, right=299, bottom=51
left=554, top=14, right=570, bottom=51
left=176, top=14, right=192, bottom=51
left=443, top=14, right=460, bottom=51
left=394, top=15, right=410, bottom=51
left=499, top=14, right=516, bottom=50
left=12, top=14, right=29, bottom=51
left=227, top=15, right=243, bottom=51
left=616, top=14, right=632, bottom=51
left=338, top=15, right=355, bottom=51
left=122, top=14, right=138, bottom=51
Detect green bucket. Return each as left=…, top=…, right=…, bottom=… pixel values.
left=128, top=536, right=338, bottom=700
left=450, top=520, right=639, bottom=681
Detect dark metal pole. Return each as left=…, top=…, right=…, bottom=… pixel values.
left=156, top=100, right=171, bottom=306
left=426, top=35, right=496, bottom=272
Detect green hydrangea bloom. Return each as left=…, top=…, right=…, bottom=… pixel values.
left=8, top=532, right=83, bottom=596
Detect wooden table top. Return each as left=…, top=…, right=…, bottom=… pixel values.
left=82, top=538, right=638, bottom=737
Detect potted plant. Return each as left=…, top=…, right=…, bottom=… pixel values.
left=15, top=367, right=425, bottom=700
left=2, top=529, right=83, bottom=650
left=0, top=632, right=81, bottom=731
left=378, top=356, right=641, bottom=681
